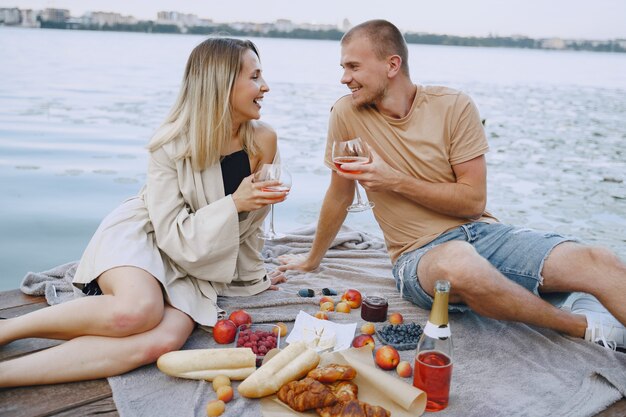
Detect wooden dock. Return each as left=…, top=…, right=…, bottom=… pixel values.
left=1, top=288, right=625, bottom=417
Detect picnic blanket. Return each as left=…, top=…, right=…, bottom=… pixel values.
left=21, top=224, right=626, bottom=417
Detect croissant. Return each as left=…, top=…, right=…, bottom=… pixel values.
left=277, top=377, right=337, bottom=412
left=307, top=363, right=357, bottom=383
left=316, top=399, right=391, bottom=417
left=326, top=380, right=358, bottom=403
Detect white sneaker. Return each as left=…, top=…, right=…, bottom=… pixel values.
left=570, top=293, right=625, bottom=351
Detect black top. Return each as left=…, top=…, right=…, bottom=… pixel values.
left=220, top=149, right=251, bottom=196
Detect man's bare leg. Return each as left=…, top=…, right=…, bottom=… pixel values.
left=417, top=241, right=587, bottom=337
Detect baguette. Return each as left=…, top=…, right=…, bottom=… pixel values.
left=238, top=341, right=320, bottom=398
left=157, top=348, right=256, bottom=381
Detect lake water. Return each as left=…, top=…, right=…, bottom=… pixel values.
left=1, top=27, right=625, bottom=290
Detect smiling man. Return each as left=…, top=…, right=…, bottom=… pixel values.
left=279, top=19, right=626, bottom=351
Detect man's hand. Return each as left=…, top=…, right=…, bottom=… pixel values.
left=277, top=253, right=319, bottom=273
left=335, top=147, right=400, bottom=192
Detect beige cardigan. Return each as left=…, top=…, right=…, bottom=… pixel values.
left=73, top=139, right=271, bottom=327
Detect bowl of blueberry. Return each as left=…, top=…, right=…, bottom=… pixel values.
left=375, top=322, right=423, bottom=350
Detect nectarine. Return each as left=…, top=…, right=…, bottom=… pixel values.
left=206, top=399, right=225, bottom=416
left=375, top=345, right=400, bottom=370
left=216, top=385, right=234, bottom=403
left=320, top=301, right=335, bottom=312
left=352, top=334, right=375, bottom=350
left=341, top=289, right=362, bottom=309
left=336, top=301, right=351, bottom=313
left=396, top=360, right=412, bottom=378
left=273, top=322, right=288, bottom=337
left=211, top=375, right=231, bottom=391
left=361, top=322, right=375, bottom=335
left=228, top=309, right=252, bottom=327
left=388, top=312, right=404, bottom=325
left=213, top=319, right=237, bottom=344
left=314, top=311, right=329, bottom=320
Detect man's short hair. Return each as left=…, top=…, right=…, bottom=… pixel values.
left=342, top=20, right=409, bottom=75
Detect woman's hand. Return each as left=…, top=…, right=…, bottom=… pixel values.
left=267, top=269, right=287, bottom=291
left=231, top=175, right=288, bottom=213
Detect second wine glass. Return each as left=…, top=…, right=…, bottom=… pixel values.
left=331, top=137, right=374, bottom=212
left=255, top=163, right=292, bottom=240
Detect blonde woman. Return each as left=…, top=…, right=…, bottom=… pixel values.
left=0, top=38, right=288, bottom=386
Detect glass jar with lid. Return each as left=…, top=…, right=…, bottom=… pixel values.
left=360, top=294, right=388, bottom=322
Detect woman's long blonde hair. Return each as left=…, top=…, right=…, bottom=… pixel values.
left=148, top=38, right=260, bottom=170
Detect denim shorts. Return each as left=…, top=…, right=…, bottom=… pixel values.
left=392, top=222, right=576, bottom=313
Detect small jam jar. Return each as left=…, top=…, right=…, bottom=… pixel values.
left=360, top=295, right=388, bottom=322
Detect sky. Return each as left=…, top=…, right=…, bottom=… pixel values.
left=2, top=0, right=626, bottom=40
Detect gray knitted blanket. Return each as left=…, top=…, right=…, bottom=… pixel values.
left=21, top=224, right=626, bottom=417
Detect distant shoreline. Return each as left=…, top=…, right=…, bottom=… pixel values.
left=19, top=21, right=625, bottom=54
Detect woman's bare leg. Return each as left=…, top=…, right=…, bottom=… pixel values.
left=0, top=305, right=194, bottom=387
left=0, top=267, right=164, bottom=345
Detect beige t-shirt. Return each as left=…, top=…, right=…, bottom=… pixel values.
left=324, top=85, right=497, bottom=263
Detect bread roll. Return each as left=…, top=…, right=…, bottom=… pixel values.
left=157, top=348, right=256, bottom=381
left=238, top=341, right=320, bottom=398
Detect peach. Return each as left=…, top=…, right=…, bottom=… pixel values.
left=341, top=289, right=362, bottom=309
left=361, top=322, right=375, bottom=335
left=206, top=399, right=225, bottom=417
left=388, top=312, right=404, bottom=325
left=335, top=301, right=351, bottom=313
left=375, top=345, right=400, bottom=370
left=352, top=334, right=375, bottom=350
left=211, top=375, right=231, bottom=391
left=216, top=385, right=234, bottom=403
left=273, top=322, right=288, bottom=337
left=319, top=296, right=334, bottom=306
left=396, top=360, right=413, bottom=378
left=314, top=311, right=329, bottom=320
left=320, top=301, right=335, bottom=312
left=228, top=309, right=252, bottom=327
left=212, top=319, right=237, bottom=344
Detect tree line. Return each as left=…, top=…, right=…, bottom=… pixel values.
left=39, top=21, right=625, bottom=53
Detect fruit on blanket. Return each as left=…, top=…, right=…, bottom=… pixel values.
left=314, top=311, right=329, bottom=320
left=341, top=289, right=362, bottom=308
left=273, top=322, right=288, bottom=337
left=389, top=312, right=404, bottom=325
left=213, top=319, right=237, bottom=344
left=320, top=301, right=335, bottom=312
left=212, top=375, right=231, bottom=391
left=206, top=399, right=225, bottom=416
left=228, top=309, right=252, bottom=327
left=336, top=301, right=351, bottom=313
left=216, top=385, right=234, bottom=403
left=319, top=296, right=334, bottom=306
left=361, top=322, right=375, bottom=335
left=396, top=360, right=412, bottom=378
left=352, top=334, right=375, bottom=350
left=375, top=345, right=400, bottom=370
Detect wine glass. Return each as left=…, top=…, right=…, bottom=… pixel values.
left=254, top=163, right=292, bottom=240
left=331, top=137, right=374, bottom=212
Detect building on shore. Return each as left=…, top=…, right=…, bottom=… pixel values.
left=41, top=8, right=70, bottom=23
left=0, top=7, right=40, bottom=27
left=82, top=11, right=137, bottom=27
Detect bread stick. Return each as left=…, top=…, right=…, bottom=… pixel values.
left=157, top=348, right=256, bottom=381
left=238, top=341, right=320, bottom=398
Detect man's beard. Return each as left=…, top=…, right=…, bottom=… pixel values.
left=354, top=84, right=386, bottom=109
